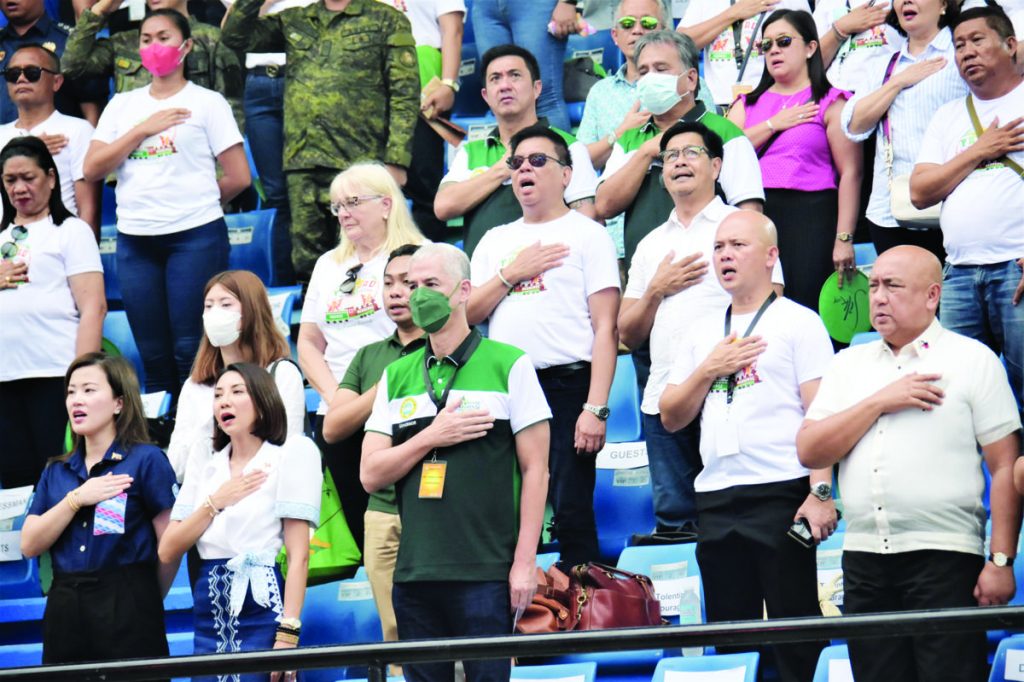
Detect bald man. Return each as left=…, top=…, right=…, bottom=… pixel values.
left=798, top=246, right=1022, bottom=682
left=660, top=210, right=834, bottom=682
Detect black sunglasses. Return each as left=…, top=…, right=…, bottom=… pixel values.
left=3, top=66, right=59, bottom=84
left=338, top=264, right=363, bottom=295
left=758, top=35, right=796, bottom=54
left=506, top=153, right=568, bottom=171
left=1, top=224, right=28, bottom=260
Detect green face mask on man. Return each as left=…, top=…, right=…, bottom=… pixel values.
left=409, top=282, right=461, bottom=334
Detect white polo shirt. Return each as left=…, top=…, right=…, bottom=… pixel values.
left=469, top=209, right=620, bottom=369
left=624, top=197, right=784, bottom=414
left=680, top=0, right=812, bottom=105
left=915, top=79, right=1024, bottom=266
left=668, top=296, right=834, bottom=493
left=805, top=320, right=1021, bottom=556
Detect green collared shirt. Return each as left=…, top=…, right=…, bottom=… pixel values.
left=221, top=0, right=419, bottom=171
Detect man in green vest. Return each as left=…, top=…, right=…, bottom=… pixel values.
left=434, top=44, right=600, bottom=256
left=361, top=241, right=550, bottom=682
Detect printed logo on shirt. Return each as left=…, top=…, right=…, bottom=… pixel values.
left=128, top=133, right=178, bottom=161
left=455, top=396, right=481, bottom=412
left=958, top=129, right=1008, bottom=172
left=324, top=276, right=382, bottom=324
left=501, top=250, right=547, bottom=297
left=709, top=18, right=761, bottom=62
left=708, top=362, right=762, bottom=395
left=399, top=397, right=417, bottom=419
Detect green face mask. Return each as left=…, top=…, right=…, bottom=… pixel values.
left=409, top=283, right=460, bottom=333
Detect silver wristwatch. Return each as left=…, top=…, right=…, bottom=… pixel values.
left=810, top=482, right=832, bottom=502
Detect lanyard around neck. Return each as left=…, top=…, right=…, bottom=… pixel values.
left=723, top=291, right=777, bottom=404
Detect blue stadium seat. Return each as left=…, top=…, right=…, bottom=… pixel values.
left=100, top=182, right=117, bottom=227
left=990, top=635, right=1024, bottom=682
left=511, top=662, right=597, bottom=682
left=226, top=208, right=278, bottom=286
left=607, top=354, right=642, bottom=443
left=300, top=567, right=382, bottom=682
left=102, top=310, right=146, bottom=391
left=453, top=42, right=489, bottom=117
left=593, top=464, right=655, bottom=560
left=0, top=502, right=41, bottom=600
left=616, top=544, right=703, bottom=627
left=267, top=284, right=303, bottom=358
left=99, top=223, right=121, bottom=308
left=652, top=652, right=760, bottom=682
left=849, top=331, right=880, bottom=346
left=566, top=30, right=624, bottom=77
left=567, top=102, right=586, bottom=128
left=812, top=644, right=852, bottom=682
left=537, top=552, right=560, bottom=571
left=854, top=243, right=878, bottom=268
left=0, top=641, right=41, bottom=668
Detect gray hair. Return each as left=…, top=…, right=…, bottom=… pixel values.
left=614, top=0, right=670, bottom=26
left=409, top=242, right=470, bottom=284
left=634, top=30, right=699, bottom=72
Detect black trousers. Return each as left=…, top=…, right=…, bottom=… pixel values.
left=0, top=376, right=67, bottom=488
left=43, top=562, right=169, bottom=667
left=405, top=116, right=448, bottom=242
left=868, top=220, right=947, bottom=265
left=696, top=477, right=825, bottom=682
left=317, top=415, right=367, bottom=555
left=843, top=549, right=987, bottom=682
left=765, top=188, right=839, bottom=313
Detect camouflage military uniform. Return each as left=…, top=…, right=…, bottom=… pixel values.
left=62, top=11, right=245, bottom=127
left=222, top=0, right=419, bottom=282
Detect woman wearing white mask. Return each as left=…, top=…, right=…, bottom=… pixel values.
left=167, top=270, right=305, bottom=482
left=82, top=9, right=250, bottom=399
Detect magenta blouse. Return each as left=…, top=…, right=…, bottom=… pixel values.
left=740, top=86, right=851, bottom=192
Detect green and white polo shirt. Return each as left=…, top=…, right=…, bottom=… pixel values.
left=599, top=104, right=765, bottom=266
left=440, top=121, right=599, bottom=257
left=365, top=329, right=551, bottom=583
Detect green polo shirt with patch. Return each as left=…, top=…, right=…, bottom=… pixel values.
left=365, top=329, right=551, bottom=582
left=340, top=331, right=426, bottom=515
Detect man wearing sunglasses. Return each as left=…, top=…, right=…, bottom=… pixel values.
left=467, top=125, right=620, bottom=569
left=434, top=44, right=599, bottom=257
left=0, top=45, right=100, bottom=238
left=0, top=0, right=108, bottom=125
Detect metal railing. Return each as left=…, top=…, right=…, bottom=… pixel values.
left=2, top=606, right=1022, bottom=681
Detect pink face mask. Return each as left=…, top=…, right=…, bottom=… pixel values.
left=140, top=42, right=186, bottom=78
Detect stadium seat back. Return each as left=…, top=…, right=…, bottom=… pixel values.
left=652, top=652, right=760, bottom=682
left=300, top=567, right=382, bottom=682
left=593, top=467, right=656, bottom=560
left=226, top=209, right=278, bottom=286
left=511, top=662, right=597, bottom=682
left=607, top=354, right=642, bottom=443
left=102, top=310, right=146, bottom=391
left=812, top=644, right=852, bottom=682
left=99, top=223, right=121, bottom=308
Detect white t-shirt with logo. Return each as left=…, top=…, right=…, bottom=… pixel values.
left=0, top=110, right=94, bottom=216
left=681, top=0, right=812, bottom=105
left=92, top=82, right=243, bottom=236
left=667, top=296, right=834, bottom=493
left=376, top=0, right=466, bottom=49
left=301, top=249, right=396, bottom=413
left=915, top=79, right=1024, bottom=266
left=470, top=210, right=620, bottom=369
left=813, top=0, right=900, bottom=93
left=0, top=216, right=102, bottom=381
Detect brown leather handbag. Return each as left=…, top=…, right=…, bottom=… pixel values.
left=515, top=566, right=576, bottom=634
left=570, top=563, right=664, bottom=631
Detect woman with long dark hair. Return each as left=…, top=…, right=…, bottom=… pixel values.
left=0, top=137, right=105, bottom=487
left=83, top=8, right=250, bottom=398
left=21, top=352, right=178, bottom=664
left=160, top=363, right=321, bottom=681
left=728, top=9, right=863, bottom=311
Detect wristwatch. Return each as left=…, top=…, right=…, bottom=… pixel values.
left=606, top=131, right=618, bottom=147
left=440, top=78, right=461, bottom=93
left=836, top=232, right=854, bottom=242
left=810, top=482, right=832, bottom=502
left=990, top=552, right=1015, bottom=568
left=279, top=617, right=302, bottom=630
left=583, top=403, right=611, bottom=421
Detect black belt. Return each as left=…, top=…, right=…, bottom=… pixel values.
left=248, top=64, right=286, bottom=78
left=536, top=361, right=590, bottom=380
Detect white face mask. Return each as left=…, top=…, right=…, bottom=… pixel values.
left=203, top=307, right=242, bottom=348
left=636, top=72, right=683, bottom=115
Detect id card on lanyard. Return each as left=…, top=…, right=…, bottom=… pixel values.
left=715, top=292, right=776, bottom=457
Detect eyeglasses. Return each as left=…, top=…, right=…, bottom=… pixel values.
left=1, top=224, right=27, bottom=260
left=658, top=145, right=710, bottom=163
left=616, top=15, right=660, bottom=30
left=2, top=66, right=59, bottom=84
left=758, top=35, right=796, bottom=54
left=338, top=264, right=363, bottom=295
left=330, top=195, right=384, bottom=216
left=506, top=153, right=568, bottom=171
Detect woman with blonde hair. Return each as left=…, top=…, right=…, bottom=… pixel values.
left=167, top=269, right=306, bottom=482
left=298, top=161, right=424, bottom=549
left=22, top=352, right=178, bottom=664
